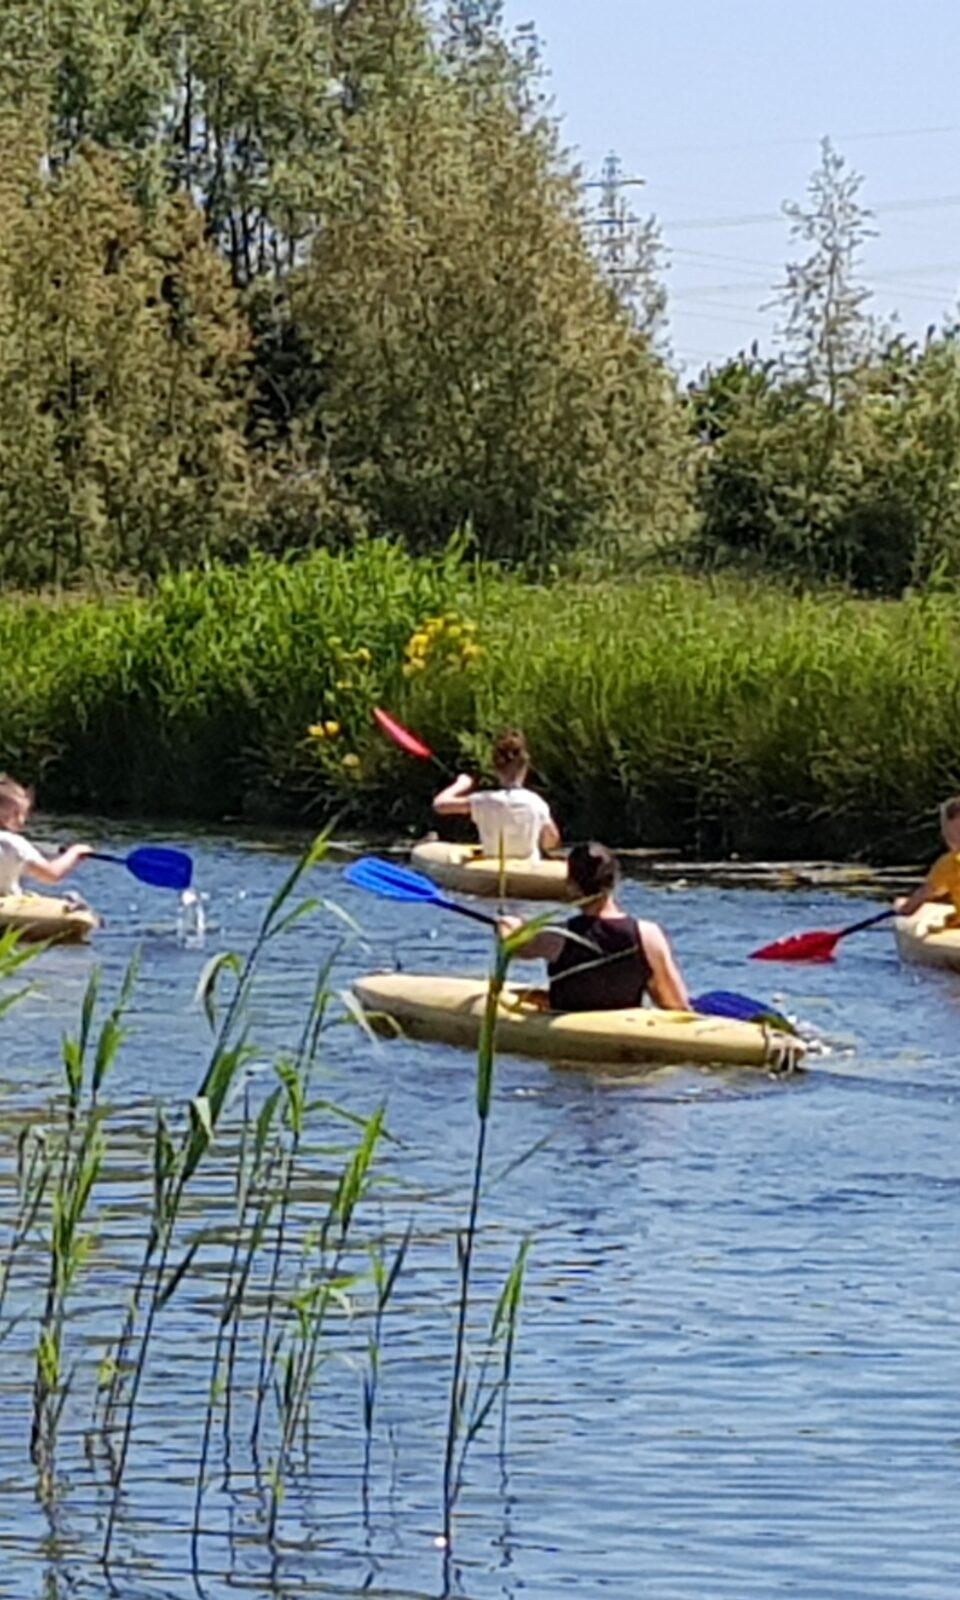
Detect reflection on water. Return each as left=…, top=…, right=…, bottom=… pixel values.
left=0, top=824, right=959, bottom=1599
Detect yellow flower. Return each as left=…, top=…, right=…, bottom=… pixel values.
left=408, top=632, right=429, bottom=656
left=445, top=624, right=462, bottom=640
left=328, top=636, right=342, bottom=649
left=323, top=720, right=340, bottom=738
left=402, top=660, right=425, bottom=677
left=353, top=647, right=372, bottom=664
left=462, top=642, right=483, bottom=661
left=307, top=723, right=326, bottom=739
left=335, top=679, right=353, bottom=691
left=341, top=752, right=361, bottom=770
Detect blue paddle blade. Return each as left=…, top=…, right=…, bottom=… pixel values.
left=344, top=856, right=444, bottom=905
left=693, top=989, right=794, bottom=1032
left=124, top=847, right=193, bottom=891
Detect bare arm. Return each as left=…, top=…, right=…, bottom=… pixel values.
left=24, top=843, right=92, bottom=885
left=639, top=919, right=690, bottom=1010
left=432, top=773, right=475, bottom=817
left=899, top=858, right=951, bottom=917
left=497, top=915, right=565, bottom=963
left=539, top=816, right=561, bottom=852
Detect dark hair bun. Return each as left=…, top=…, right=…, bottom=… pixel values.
left=567, top=841, right=619, bottom=899
left=492, top=730, right=529, bottom=771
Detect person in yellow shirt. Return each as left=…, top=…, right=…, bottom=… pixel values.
left=898, top=797, right=960, bottom=927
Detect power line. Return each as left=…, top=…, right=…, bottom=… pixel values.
left=664, top=193, right=960, bottom=232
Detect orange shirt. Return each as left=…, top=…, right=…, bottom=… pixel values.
left=924, top=850, right=960, bottom=911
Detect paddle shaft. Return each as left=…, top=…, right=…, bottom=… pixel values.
left=833, top=907, right=897, bottom=941
left=435, top=895, right=498, bottom=928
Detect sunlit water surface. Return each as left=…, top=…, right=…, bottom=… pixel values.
left=0, top=822, right=959, bottom=1600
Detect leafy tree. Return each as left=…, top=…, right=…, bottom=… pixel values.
left=285, top=35, right=688, bottom=564
left=0, top=148, right=254, bottom=583
left=771, top=137, right=876, bottom=408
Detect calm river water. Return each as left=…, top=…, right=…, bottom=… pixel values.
left=1, top=822, right=959, bottom=1600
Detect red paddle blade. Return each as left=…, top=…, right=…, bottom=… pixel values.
left=372, top=706, right=434, bottom=761
left=750, top=929, right=839, bottom=962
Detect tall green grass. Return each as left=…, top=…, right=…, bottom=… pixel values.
left=0, top=844, right=531, bottom=1578
left=1, top=544, right=958, bottom=858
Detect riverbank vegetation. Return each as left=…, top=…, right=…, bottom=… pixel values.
left=0, top=541, right=956, bottom=861
left=2, top=4, right=960, bottom=856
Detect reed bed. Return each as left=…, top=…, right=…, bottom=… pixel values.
left=0, top=840, right=530, bottom=1585
left=1, top=545, right=958, bottom=858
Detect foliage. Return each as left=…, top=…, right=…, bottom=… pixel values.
left=0, top=0, right=684, bottom=580
left=0, top=147, right=255, bottom=584
left=691, top=331, right=960, bottom=594
left=0, top=546, right=957, bottom=858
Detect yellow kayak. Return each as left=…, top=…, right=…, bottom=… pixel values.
left=410, top=841, right=574, bottom=901
left=0, top=893, right=100, bottom=944
left=894, top=903, right=960, bottom=970
left=353, top=973, right=805, bottom=1073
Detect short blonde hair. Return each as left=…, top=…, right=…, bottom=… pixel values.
left=0, top=775, right=34, bottom=824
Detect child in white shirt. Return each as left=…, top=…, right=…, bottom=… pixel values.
left=0, top=775, right=91, bottom=896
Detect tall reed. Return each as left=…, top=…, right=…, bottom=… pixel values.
left=0, top=547, right=957, bottom=857
left=101, top=835, right=332, bottom=1561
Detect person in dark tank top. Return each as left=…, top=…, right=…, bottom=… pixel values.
left=497, top=841, right=690, bottom=1013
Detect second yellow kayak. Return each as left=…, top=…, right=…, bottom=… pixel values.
left=410, top=840, right=573, bottom=900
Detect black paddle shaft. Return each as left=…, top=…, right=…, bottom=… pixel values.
left=837, top=908, right=897, bottom=941
left=437, top=896, right=498, bottom=928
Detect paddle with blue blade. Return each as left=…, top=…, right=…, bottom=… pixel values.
left=344, top=857, right=788, bottom=1025
left=344, top=855, right=497, bottom=925
left=88, top=846, right=194, bottom=891
left=691, top=989, right=795, bottom=1032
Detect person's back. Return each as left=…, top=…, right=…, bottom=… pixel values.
left=468, top=784, right=550, bottom=859
left=433, top=729, right=559, bottom=860
left=498, top=840, right=689, bottom=1014
left=547, top=910, right=653, bottom=1011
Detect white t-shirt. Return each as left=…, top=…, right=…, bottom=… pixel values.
left=0, top=830, right=47, bottom=894
left=468, top=787, right=552, bottom=860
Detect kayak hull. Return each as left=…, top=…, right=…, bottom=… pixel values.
left=894, top=903, right=960, bottom=970
left=0, top=894, right=100, bottom=944
left=353, top=972, right=805, bottom=1072
left=410, top=840, right=573, bottom=900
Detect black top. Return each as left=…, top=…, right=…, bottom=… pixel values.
left=547, top=914, right=653, bottom=1012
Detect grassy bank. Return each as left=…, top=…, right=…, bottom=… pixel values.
left=2, top=543, right=958, bottom=860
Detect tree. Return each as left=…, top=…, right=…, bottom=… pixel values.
left=771, top=137, right=876, bottom=410
left=0, top=148, right=255, bottom=583
left=286, top=41, right=690, bottom=565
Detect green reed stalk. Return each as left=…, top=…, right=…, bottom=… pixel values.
left=452, top=1237, right=530, bottom=1503
left=31, top=956, right=135, bottom=1495
left=190, top=1082, right=282, bottom=1573
left=361, top=1219, right=414, bottom=1520
left=441, top=937, right=509, bottom=1547
left=0, top=1127, right=51, bottom=1335
left=267, top=1104, right=386, bottom=1545
left=102, top=840, right=330, bottom=1563
left=249, top=957, right=339, bottom=1455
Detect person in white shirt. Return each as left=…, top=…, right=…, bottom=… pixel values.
left=432, top=730, right=560, bottom=860
left=0, top=775, right=91, bottom=897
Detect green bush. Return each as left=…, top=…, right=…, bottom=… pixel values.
left=0, top=546, right=958, bottom=861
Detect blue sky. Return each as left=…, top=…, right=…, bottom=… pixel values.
left=501, top=0, right=960, bottom=374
